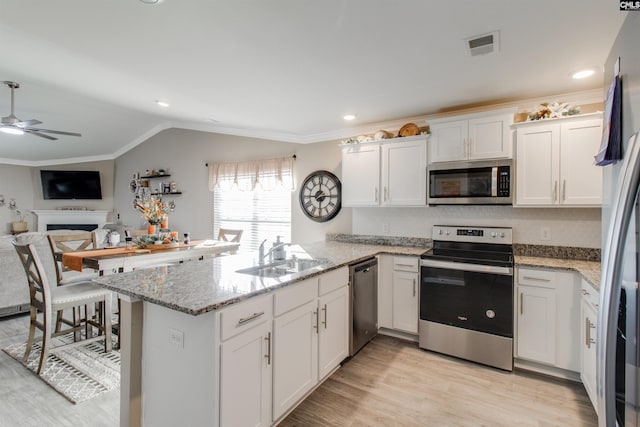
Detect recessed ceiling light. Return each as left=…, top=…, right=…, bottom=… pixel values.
left=343, top=114, right=356, bottom=121
left=0, top=127, right=24, bottom=135
left=156, top=100, right=170, bottom=108
left=572, top=69, right=595, bottom=79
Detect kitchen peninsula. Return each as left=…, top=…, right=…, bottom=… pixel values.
left=94, top=240, right=426, bottom=427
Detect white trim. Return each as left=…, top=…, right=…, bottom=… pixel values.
left=31, top=210, right=110, bottom=232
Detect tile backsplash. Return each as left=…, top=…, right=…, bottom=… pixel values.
left=352, top=206, right=601, bottom=248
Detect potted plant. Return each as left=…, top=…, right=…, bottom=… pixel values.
left=12, top=210, right=28, bottom=233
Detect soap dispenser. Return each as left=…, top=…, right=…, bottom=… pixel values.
left=273, top=235, right=286, bottom=261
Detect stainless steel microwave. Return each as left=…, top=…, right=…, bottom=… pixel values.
left=427, top=159, right=512, bottom=205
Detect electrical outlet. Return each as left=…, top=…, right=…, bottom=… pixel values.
left=168, top=328, right=184, bottom=349
left=540, top=227, right=551, bottom=241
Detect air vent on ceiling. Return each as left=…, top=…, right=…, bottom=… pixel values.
left=466, top=31, right=500, bottom=57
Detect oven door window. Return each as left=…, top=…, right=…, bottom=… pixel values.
left=420, top=266, right=513, bottom=337
left=429, top=167, right=493, bottom=198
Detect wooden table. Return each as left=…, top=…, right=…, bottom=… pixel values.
left=61, top=240, right=240, bottom=275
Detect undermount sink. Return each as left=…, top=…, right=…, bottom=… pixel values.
left=236, top=258, right=326, bottom=278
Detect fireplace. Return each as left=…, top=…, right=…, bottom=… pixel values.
left=32, top=210, right=110, bottom=232
left=47, top=224, right=99, bottom=232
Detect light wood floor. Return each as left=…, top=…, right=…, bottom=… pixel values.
left=1, top=314, right=596, bottom=426
left=0, top=313, right=119, bottom=427
left=280, top=335, right=598, bottom=427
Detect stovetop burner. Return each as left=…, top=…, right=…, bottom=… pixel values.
left=421, top=225, right=514, bottom=268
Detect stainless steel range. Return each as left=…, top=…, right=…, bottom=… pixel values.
left=418, top=225, right=514, bottom=371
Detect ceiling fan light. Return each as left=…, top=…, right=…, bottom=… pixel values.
left=0, top=127, right=24, bottom=135
left=156, top=100, right=170, bottom=108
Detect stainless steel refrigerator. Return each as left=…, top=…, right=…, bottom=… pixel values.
left=598, top=13, right=640, bottom=427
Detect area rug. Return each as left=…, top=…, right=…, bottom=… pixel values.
left=3, top=335, right=120, bottom=404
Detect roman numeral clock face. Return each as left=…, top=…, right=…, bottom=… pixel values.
left=299, top=170, right=342, bottom=222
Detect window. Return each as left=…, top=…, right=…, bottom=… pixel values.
left=209, top=156, right=294, bottom=253
left=213, top=187, right=291, bottom=253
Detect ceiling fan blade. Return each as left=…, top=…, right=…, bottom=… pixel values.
left=15, top=119, right=42, bottom=127
left=25, top=130, right=58, bottom=140
left=24, top=127, right=81, bottom=137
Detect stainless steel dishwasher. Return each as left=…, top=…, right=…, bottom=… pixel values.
left=349, top=257, right=378, bottom=356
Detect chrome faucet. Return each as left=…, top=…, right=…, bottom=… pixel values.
left=258, top=239, right=291, bottom=264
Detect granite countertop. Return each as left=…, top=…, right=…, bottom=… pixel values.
left=515, top=256, right=601, bottom=289
left=93, top=240, right=428, bottom=316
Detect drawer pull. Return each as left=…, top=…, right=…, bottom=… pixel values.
left=321, top=304, right=327, bottom=329
left=395, top=263, right=415, bottom=268
left=522, top=276, right=551, bottom=282
left=581, top=289, right=589, bottom=295
left=237, top=311, right=265, bottom=326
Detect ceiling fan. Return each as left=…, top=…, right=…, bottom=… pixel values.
left=0, top=81, right=81, bottom=140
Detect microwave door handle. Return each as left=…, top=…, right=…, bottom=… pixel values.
left=491, top=167, right=498, bottom=197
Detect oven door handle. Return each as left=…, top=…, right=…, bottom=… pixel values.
left=420, top=259, right=513, bottom=276
left=422, top=277, right=466, bottom=287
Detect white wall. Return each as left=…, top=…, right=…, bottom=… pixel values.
left=0, top=164, right=36, bottom=234
left=352, top=206, right=601, bottom=248
left=113, top=129, right=352, bottom=243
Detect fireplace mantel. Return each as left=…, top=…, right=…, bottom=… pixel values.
left=31, top=210, right=110, bottom=232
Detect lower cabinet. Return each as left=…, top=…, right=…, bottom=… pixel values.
left=392, top=258, right=419, bottom=334
left=378, top=255, right=419, bottom=335
left=580, top=279, right=598, bottom=413
left=272, top=267, right=349, bottom=422
left=220, top=321, right=272, bottom=427
left=515, top=267, right=580, bottom=373
left=273, top=299, right=319, bottom=420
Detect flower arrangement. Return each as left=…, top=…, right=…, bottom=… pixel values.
left=137, top=233, right=179, bottom=247
left=528, top=101, right=581, bottom=121
left=135, top=197, right=170, bottom=225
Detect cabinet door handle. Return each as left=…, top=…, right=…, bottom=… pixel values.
left=375, top=187, right=378, bottom=203
left=520, top=292, right=523, bottom=315
left=553, top=180, right=558, bottom=202
left=321, top=304, right=327, bottom=329
left=581, top=289, right=589, bottom=295
left=585, top=318, right=596, bottom=348
left=562, top=180, right=567, bottom=201
left=237, top=311, right=265, bottom=326
left=413, top=278, right=416, bottom=297
left=464, top=138, right=468, bottom=158
left=384, top=187, right=388, bottom=202
left=264, top=332, right=271, bottom=365
left=313, top=310, right=319, bottom=333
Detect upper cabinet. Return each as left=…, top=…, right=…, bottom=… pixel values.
left=514, top=113, right=603, bottom=207
left=342, top=135, right=427, bottom=207
left=429, top=110, right=514, bottom=163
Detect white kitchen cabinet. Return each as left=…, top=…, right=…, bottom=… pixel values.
left=381, top=139, right=427, bottom=206
left=220, top=321, right=272, bottom=427
left=272, top=267, right=349, bottom=422
left=341, top=143, right=380, bottom=206
left=318, top=286, right=349, bottom=379
left=342, top=136, right=427, bottom=207
left=391, top=257, right=419, bottom=334
left=429, top=110, right=513, bottom=163
left=273, top=298, right=318, bottom=420
left=378, top=255, right=419, bottom=335
left=516, top=268, right=580, bottom=373
left=580, top=279, right=598, bottom=412
left=219, top=293, right=273, bottom=427
left=514, top=114, right=603, bottom=207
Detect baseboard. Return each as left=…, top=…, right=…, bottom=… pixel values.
left=514, top=358, right=581, bottom=382
left=377, top=327, right=418, bottom=342
left=0, top=303, right=29, bottom=318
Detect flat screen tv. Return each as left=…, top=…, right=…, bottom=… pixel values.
left=40, top=170, right=103, bottom=200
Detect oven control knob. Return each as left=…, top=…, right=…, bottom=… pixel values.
left=491, top=232, right=497, bottom=238
left=499, top=232, right=505, bottom=238
left=486, top=310, right=496, bottom=319
left=445, top=229, right=450, bottom=235
left=437, top=229, right=443, bottom=235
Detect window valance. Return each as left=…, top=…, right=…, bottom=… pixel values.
left=208, top=156, right=294, bottom=191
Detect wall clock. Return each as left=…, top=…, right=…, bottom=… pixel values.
left=299, top=170, right=342, bottom=222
